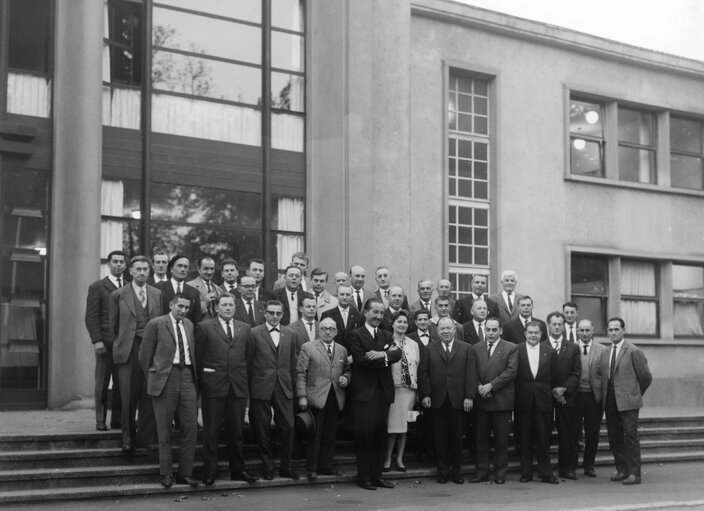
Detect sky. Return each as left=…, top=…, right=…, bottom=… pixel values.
left=456, top=0, right=704, bottom=62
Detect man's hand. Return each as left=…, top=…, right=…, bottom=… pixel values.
left=298, top=397, right=308, bottom=411
left=339, top=375, right=349, bottom=388
left=94, top=341, right=106, bottom=355
left=478, top=383, right=493, bottom=398
left=422, top=397, right=431, bottom=409
left=365, top=350, right=386, bottom=360
left=463, top=398, right=473, bottom=412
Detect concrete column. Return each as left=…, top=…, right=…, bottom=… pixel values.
left=49, top=1, right=103, bottom=408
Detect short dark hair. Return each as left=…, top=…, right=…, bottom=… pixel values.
left=363, top=297, right=384, bottom=312
left=248, top=258, right=265, bottom=268
left=607, top=316, right=625, bottom=328
left=170, top=292, right=189, bottom=305
left=298, top=293, right=316, bottom=308
left=546, top=311, right=565, bottom=324
left=413, top=309, right=431, bottom=321
left=518, top=295, right=533, bottom=305
left=198, top=256, right=215, bottom=268
left=221, top=258, right=239, bottom=269
left=168, top=254, right=189, bottom=272
left=284, top=265, right=302, bottom=276
left=391, top=309, right=411, bottom=326
left=265, top=299, right=284, bottom=311
left=129, top=255, right=150, bottom=267
left=485, top=316, right=502, bottom=328
left=524, top=320, right=542, bottom=332
left=562, top=301, right=578, bottom=310
left=107, top=250, right=126, bottom=262
left=215, top=293, right=236, bottom=306
left=310, top=267, right=328, bottom=279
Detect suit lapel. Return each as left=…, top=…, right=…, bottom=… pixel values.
left=147, top=287, right=160, bottom=317
left=615, top=342, right=628, bottom=370
left=124, top=287, right=137, bottom=316
left=315, top=340, right=331, bottom=365
left=165, top=316, right=177, bottom=345
left=215, top=320, right=231, bottom=344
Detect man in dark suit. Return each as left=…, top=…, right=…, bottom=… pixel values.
left=487, top=270, right=524, bottom=325
left=85, top=250, right=125, bottom=431
left=154, top=255, right=202, bottom=325
left=349, top=265, right=373, bottom=311
left=546, top=311, right=582, bottom=480
left=380, top=286, right=409, bottom=333
left=451, top=274, right=499, bottom=324
left=245, top=258, right=272, bottom=303
left=139, top=294, right=199, bottom=488
left=110, top=255, right=162, bottom=453
left=563, top=302, right=579, bottom=344
left=321, top=284, right=364, bottom=349
left=515, top=322, right=559, bottom=484
left=408, top=308, right=437, bottom=460
left=296, top=317, right=351, bottom=480
left=419, top=317, right=477, bottom=484
left=233, top=275, right=265, bottom=327
left=408, top=309, right=439, bottom=347
left=195, top=293, right=257, bottom=485
left=572, top=318, right=608, bottom=478
left=431, top=296, right=464, bottom=343
left=373, top=266, right=409, bottom=310
left=347, top=298, right=402, bottom=490
left=219, top=258, right=240, bottom=297
left=187, top=256, right=223, bottom=321
left=462, top=299, right=489, bottom=345
left=248, top=300, right=299, bottom=480
left=604, top=317, right=652, bottom=485
left=471, top=317, right=518, bottom=484
left=147, top=251, right=169, bottom=285
left=288, top=295, right=319, bottom=351
left=502, top=296, right=548, bottom=344
left=273, top=265, right=313, bottom=326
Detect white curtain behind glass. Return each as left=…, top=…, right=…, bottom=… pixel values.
left=100, top=180, right=124, bottom=275
left=7, top=73, right=51, bottom=118
left=620, top=261, right=656, bottom=334
left=276, top=198, right=304, bottom=269
left=272, top=113, right=304, bottom=152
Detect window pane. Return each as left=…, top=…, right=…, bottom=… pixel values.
left=101, top=179, right=140, bottom=218
left=571, top=254, right=607, bottom=294
left=153, top=7, right=261, bottom=64
left=671, top=155, right=704, bottom=190
left=620, top=300, right=657, bottom=335
left=673, top=265, right=704, bottom=300
left=673, top=265, right=704, bottom=337
left=272, top=0, right=304, bottom=31
left=105, top=1, right=143, bottom=85
left=156, top=0, right=261, bottom=24
left=101, top=219, right=141, bottom=257
left=474, top=181, right=488, bottom=199
left=621, top=260, right=656, bottom=297
left=670, top=117, right=702, bottom=153
left=618, top=147, right=655, bottom=183
left=271, top=73, right=304, bottom=112
left=152, top=51, right=261, bottom=104
left=674, top=302, right=704, bottom=336
left=152, top=224, right=261, bottom=264
left=271, top=113, right=304, bottom=152
left=272, top=197, right=304, bottom=232
left=570, top=99, right=603, bottom=138
left=8, top=0, right=50, bottom=73
left=475, top=247, right=488, bottom=265
left=573, top=296, right=606, bottom=334
left=571, top=139, right=603, bottom=177
left=618, top=108, right=654, bottom=145
left=272, top=32, right=304, bottom=72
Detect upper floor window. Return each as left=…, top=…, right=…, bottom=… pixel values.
left=670, top=116, right=704, bottom=190
left=569, top=99, right=604, bottom=178
left=618, top=108, right=656, bottom=184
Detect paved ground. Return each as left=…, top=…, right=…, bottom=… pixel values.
left=3, top=462, right=704, bottom=511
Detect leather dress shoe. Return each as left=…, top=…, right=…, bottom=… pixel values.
left=559, top=470, right=577, bottom=480
left=453, top=476, right=465, bottom=484
left=584, top=466, right=597, bottom=478
left=307, top=472, right=318, bottom=481
left=160, top=474, right=173, bottom=488
left=494, top=478, right=506, bottom=484
left=470, top=475, right=489, bottom=483
left=318, top=468, right=342, bottom=477
left=359, top=480, right=376, bottom=490
left=279, top=469, right=299, bottom=480
left=610, top=472, right=628, bottom=482
left=203, top=477, right=215, bottom=486
left=520, top=476, right=533, bottom=483
left=382, top=466, right=391, bottom=472
left=110, top=422, right=121, bottom=430
left=263, top=470, right=274, bottom=481
left=175, top=475, right=200, bottom=487
left=121, top=444, right=135, bottom=455
left=231, top=471, right=258, bottom=483
left=373, top=479, right=395, bottom=488
left=541, top=476, right=559, bottom=484
left=96, top=422, right=108, bottom=431
left=437, top=475, right=448, bottom=484
left=622, top=475, right=641, bottom=485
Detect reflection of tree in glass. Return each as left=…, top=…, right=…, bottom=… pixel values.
left=151, top=225, right=260, bottom=266
left=273, top=79, right=291, bottom=110
left=152, top=25, right=212, bottom=96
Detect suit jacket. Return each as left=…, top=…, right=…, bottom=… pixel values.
left=502, top=316, right=548, bottom=344
left=314, top=290, right=338, bottom=318
left=349, top=287, right=374, bottom=310
left=219, top=281, right=241, bottom=299
left=408, top=328, right=440, bottom=347
left=254, top=286, right=273, bottom=303
left=419, top=340, right=477, bottom=410
left=195, top=318, right=252, bottom=399
left=272, top=287, right=314, bottom=326
left=548, top=339, right=581, bottom=407
left=347, top=325, right=402, bottom=403
left=487, top=292, right=524, bottom=325
left=147, top=275, right=169, bottom=286
left=248, top=323, right=297, bottom=400
left=233, top=297, right=265, bottom=327
left=514, top=342, right=556, bottom=413
left=85, top=276, right=118, bottom=344
left=320, top=306, right=365, bottom=349
left=273, top=276, right=313, bottom=293
left=110, top=284, right=162, bottom=364
left=583, top=341, right=609, bottom=405
left=410, top=299, right=437, bottom=319
left=609, top=341, right=652, bottom=411
left=138, top=314, right=197, bottom=397
left=374, top=288, right=410, bottom=310
left=451, top=294, right=499, bottom=325
left=187, top=276, right=223, bottom=320
left=288, top=318, right=319, bottom=351
left=462, top=320, right=485, bottom=345
left=473, top=339, right=518, bottom=411
left=430, top=317, right=464, bottom=344
left=296, top=339, right=351, bottom=410
left=154, top=280, right=202, bottom=325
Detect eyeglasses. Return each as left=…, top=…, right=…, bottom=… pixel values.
left=320, top=327, right=337, bottom=332
left=240, top=284, right=256, bottom=289
left=265, top=310, right=284, bottom=316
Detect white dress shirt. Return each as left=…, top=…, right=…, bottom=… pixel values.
left=527, top=342, right=540, bottom=378
left=170, top=314, right=192, bottom=365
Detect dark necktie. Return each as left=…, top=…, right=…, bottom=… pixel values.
left=487, top=342, right=493, bottom=357
left=477, top=323, right=484, bottom=343
left=307, top=321, right=314, bottom=333
left=609, top=345, right=617, bottom=380
left=356, top=291, right=362, bottom=310
left=226, top=321, right=233, bottom=342
left=326, top=342, right=333, bottom=361
left=444, top=343, right=450, bottom=361
left=176, top=319, right=186, bottom=367
left=246, top=300, right=255, bottom=325
left=116, top=276, right=122, bottom=287
left=507, top=293, right=513, bottom=312
left=229, top=284, right=236, bottom=294
left=567, top=326, right=574, bottom=343
left=270, top=327, right=279, bottom=333
left=583, top=343, right=588, bottom=356
left=177, top=281, right=182, bottom=294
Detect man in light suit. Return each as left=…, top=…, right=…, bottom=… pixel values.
left=515, top=322, right=559, bottom=484
left=248, top=300, right=299, bottom=480
left=502, top=296, right=547, bottom=344
left=296, top=317, right=351, bottom=480
left=572, top=318, right=608, bottom=478
left=273, top=265, right=314, bottom=326
left=348, top=298, right=402, bottom=490
left=410, top=279, right=436, bottom=318
left=187, top=256, right=223, bottom=321
left=288, top=295, right=319, bottom=351
left=487, top=270, right=524, bottom=325
left=471, top=317, right=518, bottom=484
left=419, top=317, right=477, bottom=484
left=349, top=265, right=373, bottom=311
left=310, top=268, right=338, bottom=319
left=139, top=294, right=199, bottom=488
left=195, top=294, right=257, bottom=485
left=321, top=284, right=365, bottom=350
left=219, top=258, right=240, bottom=297
left=110, top=255, right=162, bottom=453
left=604, top=317, right=652, bottom=485
left=233, top=275, right=265, bottom=327
left=451, top=274, right=499, bottom=325
left=154, top=255, right=202, bottom=325
left=85, top=250, right=125, bottom=431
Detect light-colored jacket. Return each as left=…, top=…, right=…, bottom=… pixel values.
left=296, top=339, right=351, bottom=410
left=608, top=340, right=652, bottom=411
left=390, top=336, right=420, bottom=390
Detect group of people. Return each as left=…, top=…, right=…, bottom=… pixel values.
left=85, top=250, right=653, bottom=490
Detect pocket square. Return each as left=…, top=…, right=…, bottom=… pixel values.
left=203, top=368, right=215, bottom=373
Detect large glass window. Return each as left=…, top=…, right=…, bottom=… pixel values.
left=618, top=107, right=656, bottom=184
left=672, top=264, right=704, bottom=337
left=670, top=116, right=704, bottom=190
left=620, top=260, right=658, bottom=336
left=569, top=99, right=604, bottom=177
left=571, top=254, right=609, bottom=334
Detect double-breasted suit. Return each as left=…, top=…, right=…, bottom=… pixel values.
left=195, top=317, right=253, bottom=480
left=451, top=294, right=499, bottom=325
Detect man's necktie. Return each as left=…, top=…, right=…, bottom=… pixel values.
left=176, top=319, right=186, bottom=367
left=229, top=284, right=236, bottom=294
left=444, top=343, right=450, bottom=361
left=609, top=345, right=617, bottom=380
left=341, top=308, right=348, bottom=327
left=487, top=342, right=493, bottom=357
left=139, top=288, right=146, bottom=308
left=567, top=326, right=574, bottom=343
left=356, top=291, right=362, bottom=310
left=307, top=321, right=314, bottom=333
left=478, top=323, right=484, bottom=343
left=177, top=281, right=182, bottom=294
left=206, top=282, right=215, bottom=316
left=291, top=292, right=296, bottom=302
left=269, top=327, right=279, bottom=333
left=326, top=342, right=333, bottom=361
left=583, top=344, right=588, bottom=356
left=553, top=341, right=560, bottom=353
left=226, top=321, right=233, bottom=342
left=246, top=300, right=255, bottom=325
left=116, top=277, right=122, bottom=287
left=507, top=293, right=513, bottom=312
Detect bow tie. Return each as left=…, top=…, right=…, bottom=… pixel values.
left=269, top=328, right=279, bottom=333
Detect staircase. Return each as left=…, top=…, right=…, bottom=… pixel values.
left=1, top=415, right=703, bottom=503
